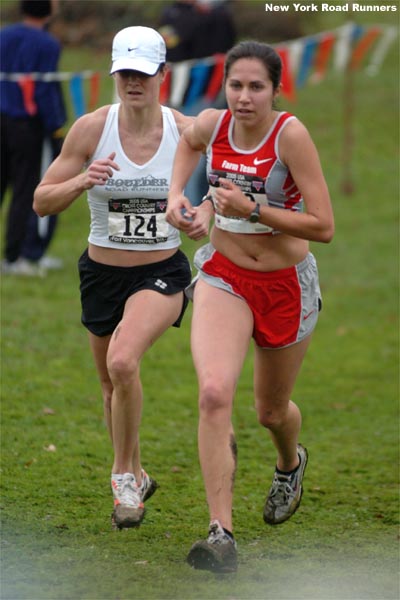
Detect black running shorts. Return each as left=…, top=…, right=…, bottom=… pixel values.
left=78, top=248, right=191, bottom=336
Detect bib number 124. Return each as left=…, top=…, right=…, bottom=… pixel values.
left=123, top=214, right=157, bottom=238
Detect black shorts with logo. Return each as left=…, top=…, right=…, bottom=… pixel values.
left=78, top=248, right=192, bottom=337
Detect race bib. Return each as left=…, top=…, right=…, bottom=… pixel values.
left=208, top=170, right=274, bottom=234
left=208, top=169, right=267, bottom=204
left=108, top=198, right=169, bottom=245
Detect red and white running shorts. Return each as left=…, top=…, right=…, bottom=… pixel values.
left=187, top=243, right=322, bottom=349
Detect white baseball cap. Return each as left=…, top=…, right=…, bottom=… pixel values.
left=110, top=26, right=166, bottom=76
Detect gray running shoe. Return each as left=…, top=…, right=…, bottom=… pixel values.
left=187, top=520, right=237, bottom=573
left=111, top=470, right=158, bottom=529
left=263, top=444, right=308, bottom=525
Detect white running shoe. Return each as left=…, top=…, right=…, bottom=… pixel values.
left=111, top=470, right=158, bottom=529
left=38, top=255, right=64, bottom=270
left=1, top=258, right=44, bottom=277
left=111, top=473, right=144, bottom=529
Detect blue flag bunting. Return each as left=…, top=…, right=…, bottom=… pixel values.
left=183, top=63, right=213, bottom=109
left=69, top=74, right=85, bottom=118
left=296, top=38, right=319, bottom=87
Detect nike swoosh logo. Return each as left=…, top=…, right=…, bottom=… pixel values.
left=254, top=157, right=273, bottom=166
left=128, top=47, right=138, bottom=52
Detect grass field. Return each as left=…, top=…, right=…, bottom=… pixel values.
left=1, top=8, right=399, bottom=600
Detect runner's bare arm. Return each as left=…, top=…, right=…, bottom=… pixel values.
left=34, top=107, right=119, bottom=216
left=166, top=109, right=220, bottom=231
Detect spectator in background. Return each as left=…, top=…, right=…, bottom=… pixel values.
left=192, top=0, right=236, bottom=59
left=159, top=0, right=197, bottom=63
left=20, top=132, right=65, bottom=271
left=159, top=0, right=236, bottom=205
left=159, top=0, right=235, bottom=62
left=0, top=0, right=66, bottom=276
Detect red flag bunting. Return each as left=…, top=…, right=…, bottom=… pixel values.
left=276, top=47, right=296, bottom=102
left=160, top=69, right=171, bottom=105
left=17, top=76, right=37, bottom=115
left=205, top=54, right=225, bottom=101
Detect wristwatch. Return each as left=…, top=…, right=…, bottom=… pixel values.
left=248, top=203, right=261, bottom=223
left=201, top=194, right=214, bottom=204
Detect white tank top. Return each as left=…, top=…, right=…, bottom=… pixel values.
left=87, top=104, right=181, bottom=251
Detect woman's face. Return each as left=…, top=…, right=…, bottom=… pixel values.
left=114, top=68, right=164, bottom=107
left=225, top=58, right=280, bottom=126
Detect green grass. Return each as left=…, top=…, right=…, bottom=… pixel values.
left=1, top=10, right=399, bottom=600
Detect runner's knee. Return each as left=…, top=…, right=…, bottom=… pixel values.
left=199, top=379, right=233, bottom=418
left=107, top=352, right=139, bottom=387
left=255, top=398, right=289, bottom=430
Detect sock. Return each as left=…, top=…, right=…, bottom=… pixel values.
left=276, top=457, right=300, bottom=477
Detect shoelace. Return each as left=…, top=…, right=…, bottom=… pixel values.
left=208, top=523, right=230, bottom=545
left=120, top=476, right=141, bottom=507
left=270, top=474, right=295, bottom=504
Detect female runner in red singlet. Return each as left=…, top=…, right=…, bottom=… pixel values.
left=167, top=40, right=334, bottom=573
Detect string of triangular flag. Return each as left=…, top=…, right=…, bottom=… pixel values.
left=0, top=22, right=396, bottom=118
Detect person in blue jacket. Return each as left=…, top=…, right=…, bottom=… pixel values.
left=0, top=0, right=66, bottom=276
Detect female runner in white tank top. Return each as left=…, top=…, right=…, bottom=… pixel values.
left=34, top=27, right=210, bottom=530
left=166, top=40, right=334, bottom=573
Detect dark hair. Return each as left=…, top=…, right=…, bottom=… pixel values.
left=20, top=1, right=52, bottom=18
left=224, top=41, right=282, bottom=91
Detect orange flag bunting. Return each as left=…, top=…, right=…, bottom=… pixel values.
left=313, top=33, right=336, bottom=82
left=88, top=72, right=100, bottom=112
left=350, top=27, right=382, bottom=70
